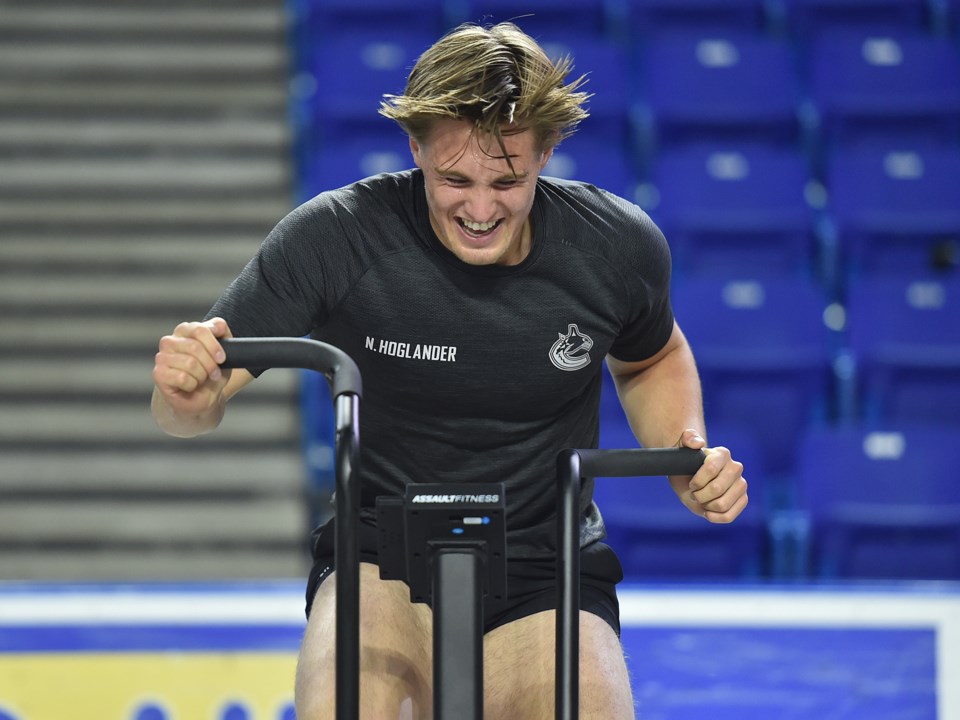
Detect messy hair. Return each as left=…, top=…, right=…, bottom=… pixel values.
left=379, top=22, right=590, bottom=163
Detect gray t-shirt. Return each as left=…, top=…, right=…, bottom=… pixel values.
left=208, top=169, right=674, bottom=558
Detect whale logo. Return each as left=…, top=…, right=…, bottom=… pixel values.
left=549, top=323, right=594, bottom=371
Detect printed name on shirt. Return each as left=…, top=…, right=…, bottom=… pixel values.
left=365, top=336, right=457, bottom=362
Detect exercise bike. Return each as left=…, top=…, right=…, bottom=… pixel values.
left=220, top=337, right=704, bottom=720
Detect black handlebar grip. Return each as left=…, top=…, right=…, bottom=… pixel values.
left=575, top=446, right=706, bottom=478
left=218, top=337, right=362, bottom=399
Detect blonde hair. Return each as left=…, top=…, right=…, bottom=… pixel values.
left=379, top=22, right=590, bottom=158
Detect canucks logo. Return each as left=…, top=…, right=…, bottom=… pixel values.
left=549, top=323, right=594, bottom=371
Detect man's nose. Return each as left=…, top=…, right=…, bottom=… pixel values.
left=462, top=186, right=498, bottom=221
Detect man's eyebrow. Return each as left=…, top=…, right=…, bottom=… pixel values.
left=493, top=170, right=529, bottom=182
left=434, top=168, right=530, bottom=182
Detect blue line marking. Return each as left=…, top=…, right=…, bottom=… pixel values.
left=0, top=625, right=305, bottom=653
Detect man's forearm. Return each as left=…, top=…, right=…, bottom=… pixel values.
left=610, top=331, right=705, bottom=449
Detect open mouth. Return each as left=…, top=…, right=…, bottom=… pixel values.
left=457, top=217, right=502, bottom=238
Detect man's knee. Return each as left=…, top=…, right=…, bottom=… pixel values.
left=484, top=610, right=633, bottom=720
left=295, top=563, right=433, bottom=719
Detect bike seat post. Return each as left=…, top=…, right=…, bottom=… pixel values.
left=433, top=547, right=484, bottom=720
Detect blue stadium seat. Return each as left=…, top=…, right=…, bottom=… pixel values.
left=299, top=131, right=412, bottom=198
left=670, top=276, right=833, bottom=475
left=639, top=34, right=802, bottom=151
left=794, top=424, right=960, bottom=579
left=304, top=32, right=435, bottom=137
left=649, top=144, right=815, bottom=278
left=806, top=31, right=960, bottom=150
left=543, top=132, right=638, bottom=202
left=594, top=418, right=769, bottom=580
left=536, top=35, right=631, bottom=128
left=460, top=0, right=609, bottom=39
left=844, top=275, right=960, bottom=425
left=783, top=0, right=931, bottom=35
left=628, top=0, right=770, bottom=36
left=295, top=0, right=449, bottom=37
left=825, top=147, right=960, bottom=279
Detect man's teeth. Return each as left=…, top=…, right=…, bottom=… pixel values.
left=461, top=219, right=497, bottom=232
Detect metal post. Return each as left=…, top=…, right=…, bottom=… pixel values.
left=433, top=548, right=484, bottom=720
left=555, top=449, right=581, bottom=720
left=335, top=393, right=360, bottom=720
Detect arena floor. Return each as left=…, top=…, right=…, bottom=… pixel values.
left=0, top=580, right=956, bottom=719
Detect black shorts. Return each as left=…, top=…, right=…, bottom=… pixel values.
left=305, top=519, right=624, bottom=637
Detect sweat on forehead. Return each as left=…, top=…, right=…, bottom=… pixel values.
left=426, top=119, right=538, bottom=176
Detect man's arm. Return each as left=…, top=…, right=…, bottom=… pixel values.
left=151, top=317, right=255, bottom=438
left=606, top=321, right=748, bottom=523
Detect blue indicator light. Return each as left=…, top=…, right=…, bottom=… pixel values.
left=482, top=516, right=490, bottom=525
left=452, top=527, right=465, bottom=535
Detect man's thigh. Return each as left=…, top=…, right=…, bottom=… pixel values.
left=484, top=609, right=635, bottom=720
left=295, top=562, right=434, bottom=720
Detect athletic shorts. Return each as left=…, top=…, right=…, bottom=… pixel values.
left=305, top=519, right=624, bottom=637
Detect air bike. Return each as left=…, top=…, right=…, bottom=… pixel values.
left=219, top=337, right=705, bottom=720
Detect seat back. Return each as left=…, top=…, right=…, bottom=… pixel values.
left=629, top=0, right=769, bottom=36
left=642, top=34, right=801, bottom=148
left=827, top=147, right=960, bottom=277
left=796, top=424, right=960, bottom=578
left=807, top=31, right=960, bottom=149
left=651, top=144, right=814, bottom=277
left=671, top=276, right=833, bottom=474
left=846, top=275, right=960, bottom=423
left=784, top=0, right=931, bottom=35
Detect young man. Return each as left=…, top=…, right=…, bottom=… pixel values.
left=152, top=22, right=748, bottom=720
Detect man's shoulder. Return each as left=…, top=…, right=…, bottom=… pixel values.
left=298, top=169, right=420, bottom=216
left=538, top=176, right=654, bottom=227
left=536, top=176, right=664, bottom=253
left=279, top=170, right=424, bottom=248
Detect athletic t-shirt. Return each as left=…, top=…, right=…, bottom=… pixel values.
left=207, top=169, right=674, bottom=558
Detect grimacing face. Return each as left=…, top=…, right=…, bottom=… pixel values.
left=410, top=117, right=553, bottom=267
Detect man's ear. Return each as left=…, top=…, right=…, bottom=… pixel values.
left=409, top=137, right=423, bottom=168
left=539, top=145, right=555, bottom=170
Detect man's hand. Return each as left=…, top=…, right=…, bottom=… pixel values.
left=669, top=429, right=748, bottom=523
left=152, top=317, right=244, bottom=437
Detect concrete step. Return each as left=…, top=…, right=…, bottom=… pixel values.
left=0, top=547, right=311, bottom=581
left=0, top=42, right=286, bottom=77
left=0, top=273, right=246, bottom=308
left=0, top=157, right=289, bottom=194
left=0, top=197, right=291, bottom=228
left=0, top=235, right=264, bottom=271
left=0, top=401, right=298, bottom=445
left=0, top=317, right=268, bottom=353
left=0, top=117, right=288, bottom=152
left=2, top=448, right=305, bottom=494
left=0, top=359, right=298, bottom=397
left=0, top=498, right=306, bottom=544
left=0, top=78, right=287, bottom=113
left=0, top=5, right=285, bottom=38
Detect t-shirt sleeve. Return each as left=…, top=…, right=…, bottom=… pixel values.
left=205, top=201, right=329, bottom=354
left=607, top=206, right=675, bottom=362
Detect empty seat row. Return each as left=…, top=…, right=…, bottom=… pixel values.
left=669, top=274, right=960, bottom=440
left=291, top=0, right=960, bottom=40
left=595, top=420, right=960, bottom=581
left=295, top=28, right=960, bottom=150
left=298, top=138, right=960, bottom=297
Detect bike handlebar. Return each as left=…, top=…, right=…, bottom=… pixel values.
left=219, top=337, right=362, bottom=399
left=554, top=445, right=706, bottom=720
left=572, top=446, right=706, bottom=478
left=215, top=336, right=362, bottom=719
left=214, top=336, right=709, bottom=720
